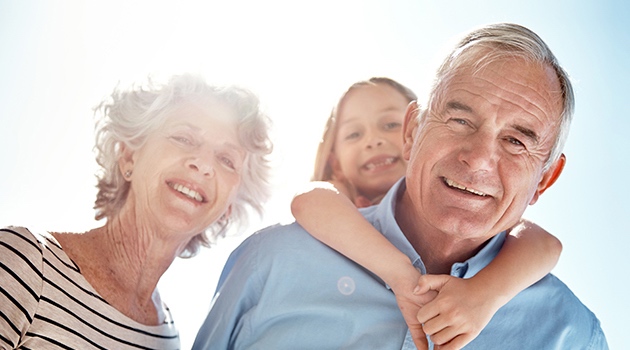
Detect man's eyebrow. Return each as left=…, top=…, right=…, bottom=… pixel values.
left=445, top=101, right=473, bottom=113
left=513, top=124, right=539, bottom=144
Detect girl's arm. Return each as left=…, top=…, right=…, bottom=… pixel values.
left=291, top=181, right=431, bottom=348
left=415, top=220, right=562, bottom=349
left=292, top=182, right=422, bottom=293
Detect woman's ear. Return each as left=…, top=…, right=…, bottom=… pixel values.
left=529, top=153, right=566, bottom=205
left=118, top=143, right=135, bottom=180
left=221, top=205, right=233, bottom=222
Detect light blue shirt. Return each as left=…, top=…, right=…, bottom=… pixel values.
left=193, top=179, right=607, bottom=349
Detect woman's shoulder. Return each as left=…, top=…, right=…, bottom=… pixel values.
left=0, top=225, right=49, bottom=251
left=0, top=225, right=71, bottom=277
left=0, top=226, right=46, bottom=306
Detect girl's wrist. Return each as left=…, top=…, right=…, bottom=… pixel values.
left=385, top=262, right=422, bottom=295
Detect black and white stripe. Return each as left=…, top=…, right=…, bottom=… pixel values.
left=0, top=227, right=180, bottom=349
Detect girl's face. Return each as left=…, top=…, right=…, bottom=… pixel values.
left=331, top=83, right=410, bottom=202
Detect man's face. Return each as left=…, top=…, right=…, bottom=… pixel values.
left=402, top=58, right=564, bottom=242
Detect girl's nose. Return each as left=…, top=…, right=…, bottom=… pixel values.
left=365, top=130, right=385, bottom=149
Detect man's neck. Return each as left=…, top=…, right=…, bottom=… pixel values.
left=395, top=189, right=485, bottom=275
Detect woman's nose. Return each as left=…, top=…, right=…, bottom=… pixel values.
left=185, top=157, right=215, bottom=177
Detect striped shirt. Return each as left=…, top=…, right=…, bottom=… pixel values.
left=0, top=226, right=180, bottom=349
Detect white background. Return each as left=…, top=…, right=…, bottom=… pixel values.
left=1, top=1, right=627, bottom=348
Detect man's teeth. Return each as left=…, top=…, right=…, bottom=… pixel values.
left=365, top=157, right=395, bottom=170
left=170, top=183, right=203, bottom=202
left=444, top=178, right=487, bottom=196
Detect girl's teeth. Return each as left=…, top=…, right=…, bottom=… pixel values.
left=365, top=157, right=395, bottom=170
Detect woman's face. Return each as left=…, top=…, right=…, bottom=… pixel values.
left=126, top=99, right=245, bottom=239
left=332, top=84, right=409, bottom=202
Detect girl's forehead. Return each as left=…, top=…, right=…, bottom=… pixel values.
left=345, top=83, right=400, bottom=100
left=337, top=85, right=407, bottom=123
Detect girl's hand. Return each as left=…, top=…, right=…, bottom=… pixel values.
left=413, top=274, right=501, bottom=349
left=389, top=275, right=438, bottom=350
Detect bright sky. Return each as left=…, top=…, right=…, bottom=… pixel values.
left=1, top=1, right=627, bottom=348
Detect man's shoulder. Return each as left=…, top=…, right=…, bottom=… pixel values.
left=229, top=221, right=334, bottom=263
left=471, top=272, right=608, bottom=348
left=217, top=220, right=368, bottom=294
left=536, top=274, right=593, bottom=305
left=494, top=272, right=608, bottom=348
left=535, top=274, right=601, bottom=321
left=242, top=221, right=314, bottom=248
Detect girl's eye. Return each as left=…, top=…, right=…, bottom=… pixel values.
left=344, top=131, right=360, bottom=140
left=383, top=122, right=402, bottom=130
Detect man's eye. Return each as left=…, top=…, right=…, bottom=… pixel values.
left=506, top=137, right=524, bottom=147
left=449, top=118, right=469, bottom=126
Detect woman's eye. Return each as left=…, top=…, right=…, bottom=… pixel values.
left=218, top=155, right=236, bottom=170
left=171, top=135, right=193, bottom=145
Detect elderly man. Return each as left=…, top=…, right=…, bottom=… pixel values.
left=193, top=23, right=607, bottom=349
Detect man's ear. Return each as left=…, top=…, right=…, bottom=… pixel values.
left=402, top=101, right=420, bottom=161
left=118, top=143, right=135, bottom=178
left=530, top=153, right=566, bottom=205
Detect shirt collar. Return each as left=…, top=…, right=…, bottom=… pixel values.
left=369, top=177, right=507, bottom=278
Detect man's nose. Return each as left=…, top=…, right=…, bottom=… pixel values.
left=458, top=131, right=498, bottom=172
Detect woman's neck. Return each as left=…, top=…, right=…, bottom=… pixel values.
left=52, top=214, right=181, bottom=325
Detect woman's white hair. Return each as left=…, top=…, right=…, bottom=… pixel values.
left=428, top=23, right=574, bottom=170
left=93, top=73, right=272, bottom=257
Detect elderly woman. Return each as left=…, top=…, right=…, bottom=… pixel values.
left=0, top=74, right=272, bottom=349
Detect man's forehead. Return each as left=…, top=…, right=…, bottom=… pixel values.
left=438, top=59, right=563, bottom=119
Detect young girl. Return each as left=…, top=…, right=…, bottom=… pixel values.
left=292, top=77, right=563, bottom=349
